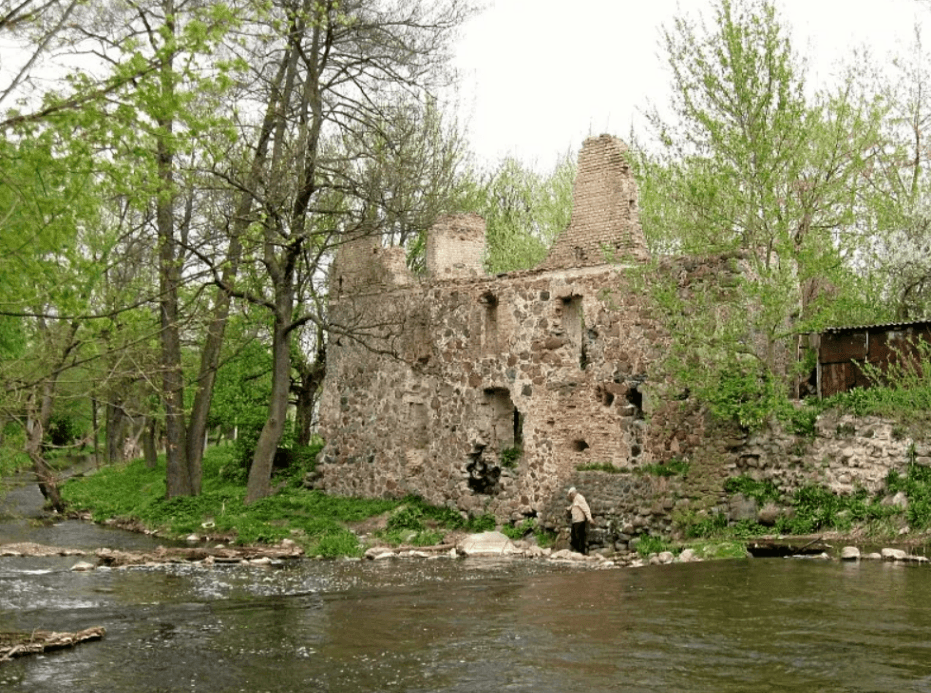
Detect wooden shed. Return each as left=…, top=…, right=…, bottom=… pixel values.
left=816, top=321, right=931, bottom=398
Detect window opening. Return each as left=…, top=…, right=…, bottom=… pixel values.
left=561, top=295, right=584, bottom=368
left=481, top=292, right=499, bottom=353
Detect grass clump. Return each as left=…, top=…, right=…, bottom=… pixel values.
left=636, top=535, right=671, bottom=556
left=577, top=462, right=622, bottom=473
left=639, top=458, right=690, bottom=477
left=500, top=446, right=522, bottom=469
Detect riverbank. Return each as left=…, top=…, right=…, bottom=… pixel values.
left=25, top=444, right=931, bottom=567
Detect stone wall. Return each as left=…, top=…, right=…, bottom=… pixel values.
left=317, top=133, right=930, bottom=545
left=737, top=412, right=916, bottom=496
left=319, top=135, right=719, bottom=525
left=318, top=135, right=783, bottom=534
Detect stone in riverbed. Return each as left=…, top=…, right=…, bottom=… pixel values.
left=678, top=548, right=699, bottom=563
left=70, top=561, right=96, bottom=572
left=840, top=546, right=860, bottom=561
left=881, top=548, right=907, bottom=561
left=456, top=531, right=520, bottom=556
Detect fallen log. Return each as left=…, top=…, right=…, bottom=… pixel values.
left=0, top=627, right=106, bottom=662
left=94, top=541, right=304, bottom=568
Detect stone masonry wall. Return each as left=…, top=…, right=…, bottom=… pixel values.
left=319, top=135, right=728, bottom=528
left=737, top=412, right=918, bottom=496
left=318, top=133, right=923, bottom=547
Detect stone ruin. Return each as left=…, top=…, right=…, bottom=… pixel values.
left=316, top=135, right=728, bottom=532
left=316, top=134, right=929, bottom=548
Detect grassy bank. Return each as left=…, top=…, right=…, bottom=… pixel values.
left=60, top=446, right=519, bottom=557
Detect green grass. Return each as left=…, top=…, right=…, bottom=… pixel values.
left=60, top=446, right=477, bottom=557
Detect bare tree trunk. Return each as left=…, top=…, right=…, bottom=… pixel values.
left=22, top=319, right=80, bottom=513
left=106, top=400, right=127, bottom=464
left=245, top=281, right=295, bottom=504
left=143, top=416, right=160, bottom=469
left=156, top=1, right=193, bottom=498
left=25, top=405, right=64, bottom=513
left=293, top=340, right=325, bottom=446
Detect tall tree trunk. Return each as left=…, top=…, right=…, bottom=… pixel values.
left=245, top=284, right=294, bottom=504
left=293, top=340, right=325, bottom=447
left=156, top=3, right=193, bottom=497
left=185, top=50, right=291, bottom=481
left=143, top=416, right=160, bottom=469
left=106, top=399, right=127, bottom=464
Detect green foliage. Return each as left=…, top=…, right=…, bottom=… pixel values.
left=884, top=461, right=931, bottom=529
left=500, top=445, right=522, bottom=469
left=639, top=458, right=690, bottom=477
left=460, top=154, right=575, bottom=274
left=466, top=513, right=497, bottom=532
left=634, top=0, right=885, bottom=430
left=636, top=535, right=671, bottom=556
left=45, top=413, right=87, bottom=448
left=501, top=517, right=536, bottom=540
left=723, top=476, right=781, bottom=504
left=679, top=511, right=728, bottom=539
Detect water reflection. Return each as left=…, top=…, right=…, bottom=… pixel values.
left=4, top=555, right=931, bottom=692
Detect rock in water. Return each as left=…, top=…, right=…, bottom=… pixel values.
left=840, top=546, right=860, bottom=561
left=456, top=531, right=518, bottom=556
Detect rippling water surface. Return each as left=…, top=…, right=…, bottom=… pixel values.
left=4, top=478, right=931, bottom=692
left=3, top=553, right=931, bottom=692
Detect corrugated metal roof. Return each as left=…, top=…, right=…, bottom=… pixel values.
left=823, top=320, right=931, bottom=333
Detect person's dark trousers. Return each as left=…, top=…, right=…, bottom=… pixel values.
left=570, top=521, right=587, bottom=554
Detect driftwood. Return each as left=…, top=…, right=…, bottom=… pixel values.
left=0, top=542, right=86, bottom=557
left=94, top=542, right=304, bottom=568
left=0, top=627, right=106, bottom=662
left=0, top=541, right=303, bottom=567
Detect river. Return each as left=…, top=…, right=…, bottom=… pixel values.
left=3, top=478, right=931, bottom=692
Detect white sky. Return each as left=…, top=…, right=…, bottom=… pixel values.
left=453, top=0, right=927, bottom=170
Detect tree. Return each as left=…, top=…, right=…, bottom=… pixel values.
left=635, top=0, right=882, bottom=422
left=858, top=25, right=931, bottom=320
left=460, top=153, right=575, bottom=274
left=0, top=132, right=104, bottom=508
left=205, top=0, right=473, bottom=503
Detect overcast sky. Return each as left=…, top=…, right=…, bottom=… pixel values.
left=453, top=0, right=927, bottom=170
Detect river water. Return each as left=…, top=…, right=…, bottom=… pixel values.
left=3, top=480, right=931, bottom=692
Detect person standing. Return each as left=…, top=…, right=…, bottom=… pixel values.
left=567, top=487, right=593, bottom=554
